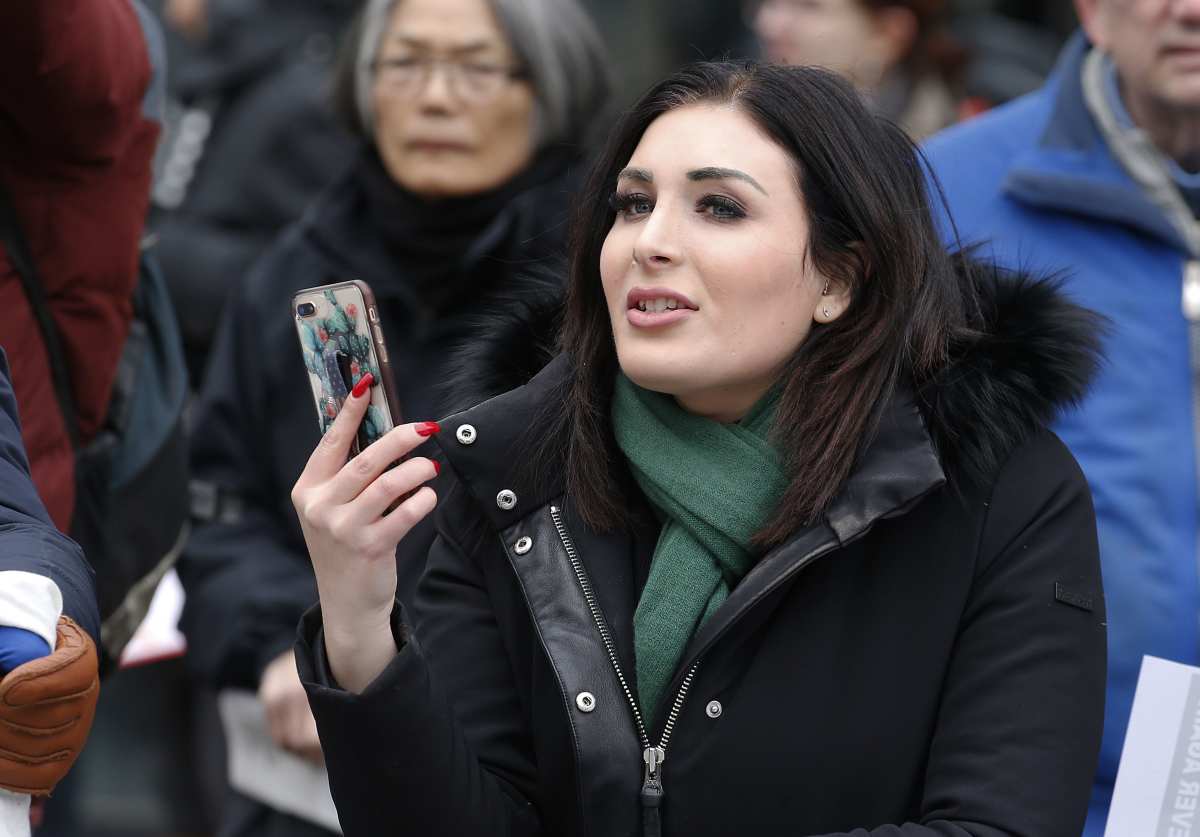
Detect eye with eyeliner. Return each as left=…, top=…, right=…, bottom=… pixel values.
left=609, top=191, right=653, bottom=219
left=608, top=191, right=747, bottom=222
left=697, top=194, right=746, bottom=221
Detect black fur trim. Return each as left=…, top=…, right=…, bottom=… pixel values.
left=921, top=260, right=1106, bottom=487
left=437, top=257, right=1107, bottom=484
left=436, top=261, right=565, bottom=416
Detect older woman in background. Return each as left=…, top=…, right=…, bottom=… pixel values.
left=748, top=0, right=962, bottom=138
left=176, top=0, right=609, bottom=834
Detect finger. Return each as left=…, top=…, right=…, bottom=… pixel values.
left=326, top=421, right=440, bottom=505
left=285, top=698, right=319, bottom=759
left=263, top=700, right=288, bottom=750
left=344, top=456, right=440, bottom=525
left=297, top=708, right=325, bottom=765
left=297, top=373, right=375, bottom=486
left=372, top=485, right=438, bottom=546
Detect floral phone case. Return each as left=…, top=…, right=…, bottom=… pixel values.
left=292, top=280, right=401, bottom=453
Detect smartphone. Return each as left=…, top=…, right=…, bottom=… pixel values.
left=292, top=280, right=402, bottom=456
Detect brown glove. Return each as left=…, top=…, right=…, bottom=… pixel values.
left=0, top=616, right=99, bottom=795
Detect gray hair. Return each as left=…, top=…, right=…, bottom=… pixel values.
left=350, top=0, right=611, bottom=148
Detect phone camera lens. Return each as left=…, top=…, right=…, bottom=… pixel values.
left=297, top=302, right=316, bottom=317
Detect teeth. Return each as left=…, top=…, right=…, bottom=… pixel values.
left=636, top=297, right=683, bottom=313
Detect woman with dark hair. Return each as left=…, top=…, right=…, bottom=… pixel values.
left=177, top=0, right=609, bottom=834
left=748, top=0, right=963, bottom=138
left=292, top=61, right=1105, bottom=835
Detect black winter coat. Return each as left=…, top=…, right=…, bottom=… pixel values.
left=297, top=272, right=1107, bottom=837
left=179, top=153, right=574, bottom=693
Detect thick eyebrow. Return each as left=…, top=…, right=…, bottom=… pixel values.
left=616, top=167, right=654, bottom=184
left=687, top=167, right=768, bottom=195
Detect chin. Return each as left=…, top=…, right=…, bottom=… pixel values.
left=1166, top=85, right=1200, bottom=111
left=397, top=171, right=482, bottom=199
left=616, top=350, right=701, bottom=398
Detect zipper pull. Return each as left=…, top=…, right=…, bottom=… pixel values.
left=1184, top=260, right=1200, bottom=322
left=641, top=746, right=665, bottom=837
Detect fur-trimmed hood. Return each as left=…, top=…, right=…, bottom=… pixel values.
left=439, top=260, right=1105, bottom=486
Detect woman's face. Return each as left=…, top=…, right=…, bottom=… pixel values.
left=599, top=103, right=848, bottom=423
left=752, top=0, right=899, bottom=89
left=371, top=0, right=536, bottom=198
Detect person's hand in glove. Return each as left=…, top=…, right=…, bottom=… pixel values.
left=0, top=616, right=99, bottom=795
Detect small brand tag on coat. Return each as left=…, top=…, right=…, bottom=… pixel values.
left=1054, top=582, right=1094, bottom=612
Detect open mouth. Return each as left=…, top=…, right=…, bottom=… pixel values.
left=625, top=287, right=698, bottom=328
left=626, top=287, right=698, bottom=312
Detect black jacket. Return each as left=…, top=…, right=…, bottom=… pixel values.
left=178, top=154, right=575, bottom=692
left=297, top=270, right=1107, bottom=837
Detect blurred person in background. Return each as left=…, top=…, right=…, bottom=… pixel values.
left=748, top=0, right=963, bottom=138
left=924, top=1, right=1200, bottom=833
left=0, top=0, right=165, bottom=831
left=154, top=0, right=359, bottom=383
left=176, top=0, right=610, bottom=834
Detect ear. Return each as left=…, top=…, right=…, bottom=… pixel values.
left=869, top=6, right=919, bottom=72
left=1074, top=0, right=1108, bottom=50
left=813, top=242, right=866, bottom=325
left=813, top=273, right=853, bottom=325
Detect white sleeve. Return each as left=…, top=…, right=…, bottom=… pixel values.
left=0, top=789, right=30, bottom=837
left=0, top=572, right=62, bottom=649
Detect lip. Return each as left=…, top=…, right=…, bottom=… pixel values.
left=406, top=140, right=473, bottom=152
left=625, top=286, right=698, bottom=329
left=1162, top=45, right=1200, bottom=59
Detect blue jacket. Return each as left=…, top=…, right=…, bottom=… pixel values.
left=0, top=348, right=99, bottom=644
left=924, top=33, right=1197, bottom=835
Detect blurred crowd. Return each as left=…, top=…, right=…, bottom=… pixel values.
left=2, top=0, right=1191, bottom=835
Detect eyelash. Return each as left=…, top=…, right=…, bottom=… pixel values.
left=608, top=192, right=747, bottom=222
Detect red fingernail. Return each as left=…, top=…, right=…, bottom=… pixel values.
left=415, top=421, right=441, bottom=437
left=432, top=459, right=440, bottom=475
left=351, top=373, right=374, bottom=398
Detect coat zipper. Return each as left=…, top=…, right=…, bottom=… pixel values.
left=549, top=505, right=697, bottom=837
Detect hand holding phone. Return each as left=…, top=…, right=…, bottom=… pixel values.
left=290, top=374, right=440, bottom=693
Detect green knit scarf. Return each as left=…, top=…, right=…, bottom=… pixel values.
left=611, top=373, right=788, bottom=726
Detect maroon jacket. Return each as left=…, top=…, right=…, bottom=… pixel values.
left=0, top=0, right=160, bottom=528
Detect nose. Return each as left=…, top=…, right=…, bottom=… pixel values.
left=631, top=201, right=683, bottom=271
left=417, top=61, right=457, bottom=112
left=754, top=0, right=792, bottom=41
left=1175, top=0, right=1200, bottom=23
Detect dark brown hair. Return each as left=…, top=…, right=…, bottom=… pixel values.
left=548, top=60, right=972, bottom=546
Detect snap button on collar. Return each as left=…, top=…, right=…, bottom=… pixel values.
left=576, top=692, right=596, bottom=713
left=706, top=700, right=723, bottom=719
left=496, top=489, right=517, bottom=511
left=513, top=536, right=532, bottom=555
left=456, top=424, right=477, bottom=445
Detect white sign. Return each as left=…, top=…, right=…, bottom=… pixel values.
left=1106, top=656, right=1200, bottom=837
left=218, top=690, right=342, bottom=834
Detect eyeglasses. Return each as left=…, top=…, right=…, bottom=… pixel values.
left=373, top=55, right=529, bottom=104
